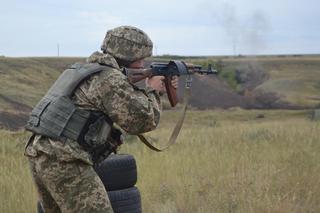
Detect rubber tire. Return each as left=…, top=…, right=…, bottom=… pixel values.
left=36, top=187, right=142, bottom=213
left=108, top=187, right=142, bottom=213
left=94, top=154, right=137, bottom=191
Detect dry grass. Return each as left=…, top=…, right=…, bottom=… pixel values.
left=1, top=109, right=320, bottom=212
left=0, top=131, right=38, bottom=213
left=122, top=109, right=320, bottom=212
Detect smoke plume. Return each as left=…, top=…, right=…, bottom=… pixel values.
left=213, top=3, right=270, bottom=55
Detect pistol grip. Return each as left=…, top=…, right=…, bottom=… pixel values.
left=164, top=76, right=178, bottom=107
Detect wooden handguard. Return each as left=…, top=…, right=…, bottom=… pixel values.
left=164, top=75, right=178, bottom=107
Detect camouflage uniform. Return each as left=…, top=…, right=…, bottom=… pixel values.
left=25, top=26, right=161, bottom=213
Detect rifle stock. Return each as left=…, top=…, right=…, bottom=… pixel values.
left=124, top=68, right=153, bottom=84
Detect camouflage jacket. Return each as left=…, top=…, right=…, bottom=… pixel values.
left=25, top=51, right=162, bottom=164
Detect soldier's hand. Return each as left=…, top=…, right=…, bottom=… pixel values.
left=171, top=76, right=179, bottom=89
left=146, top=76, right=166, bottom=93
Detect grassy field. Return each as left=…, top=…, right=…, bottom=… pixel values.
left=1, top=109, right=319, bottom=213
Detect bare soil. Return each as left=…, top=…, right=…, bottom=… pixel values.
left=0, top=111, right=29, bottom=130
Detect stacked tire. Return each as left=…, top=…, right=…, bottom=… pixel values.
left=37, top=154, right=141, bottom=213
left=95, top=154, right=142, bottom=213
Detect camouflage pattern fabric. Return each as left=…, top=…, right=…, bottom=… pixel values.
left=28, top=136, right=112, bottom=213
left=101, top=26, right=153, bottom=62
left=25, top=51, right=162, bottom=212
left=87, top=51, right=120, bottom=69
left=75, top=51, right=162, bottom=134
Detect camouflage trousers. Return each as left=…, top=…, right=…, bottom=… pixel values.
left=27, top=153, right=113, bottom=213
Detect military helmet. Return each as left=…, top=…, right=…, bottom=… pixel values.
left=101, top=26, right=153, bottom=62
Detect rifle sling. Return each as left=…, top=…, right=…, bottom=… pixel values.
left=137, top=87, right=190, bottom=152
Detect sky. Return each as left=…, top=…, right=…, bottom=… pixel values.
left=1, top=0, right=319, bottom=57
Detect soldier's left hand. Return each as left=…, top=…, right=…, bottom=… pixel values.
left=171, top=76, right=179, bottom=89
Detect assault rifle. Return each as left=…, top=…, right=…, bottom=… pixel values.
left=123, top=60, right=218, bottom=107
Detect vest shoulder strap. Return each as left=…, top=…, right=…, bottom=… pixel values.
left=47, top=63, right=108, bottom=97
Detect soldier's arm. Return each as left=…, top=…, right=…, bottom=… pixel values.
left=95, top=69, right=162, bottom=134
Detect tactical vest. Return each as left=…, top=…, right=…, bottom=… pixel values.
left=25, top=63, right=112, bottom=147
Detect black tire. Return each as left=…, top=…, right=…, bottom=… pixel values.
left=95, top=154, right=137, bottom=191
left=108, top=187, right=142, bottom=213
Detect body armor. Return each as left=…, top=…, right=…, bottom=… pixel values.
left=25, top=63, right=115, bottom=153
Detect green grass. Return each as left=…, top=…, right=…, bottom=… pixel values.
left=1, top=109, right=319, bottom=212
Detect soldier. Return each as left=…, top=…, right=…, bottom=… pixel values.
left=24, top=26, right=178, bottom=212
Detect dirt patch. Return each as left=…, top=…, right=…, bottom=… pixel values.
left=180, top=75, right=250, bottom=109
left=0, top=95, right=31, bottom=130
left=176, top=74, right=307, bottom=110
left=0, top=111, right=29, bottom=131
left=0, top=94, right=32, bottom=112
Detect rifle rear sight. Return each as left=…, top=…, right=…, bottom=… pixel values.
left=150, top=60, right=218, bottom=76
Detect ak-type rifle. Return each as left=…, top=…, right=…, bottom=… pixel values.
left=123, top=60, right=218, bottom=107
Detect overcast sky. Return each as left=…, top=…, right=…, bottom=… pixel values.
left=1, top=0, right=319, bottom=57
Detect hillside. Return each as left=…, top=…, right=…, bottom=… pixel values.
left=186, top=55, right=320, bottom=109
left=0, top=57, right=84, bottom=129
left=0, top=55, right=319, bottom=129
left=0, top=57, right=84, bottom=111
left=221, top=55, right=320, bottom=108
